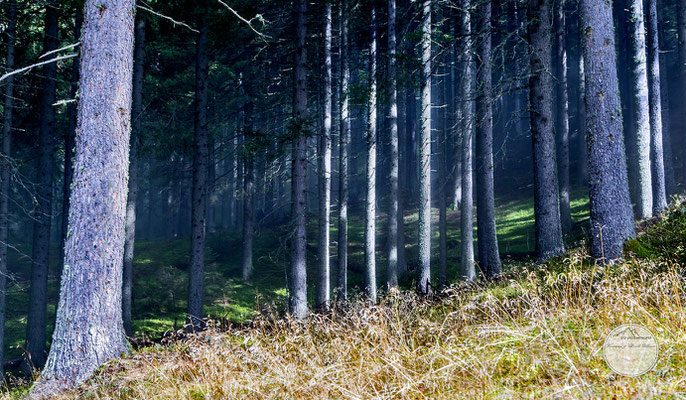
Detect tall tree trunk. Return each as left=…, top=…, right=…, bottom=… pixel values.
left=25, top=1, right=59, bottom=371
left=457, top=0, right=475, bottom=281
left=317, top=3, right=333, bottom=310
left=365, top=6, right=378, bottom=303
left=528, top=0, right=565, bottom=262
left=0, top=0, right=17, bottom=378
left=628, top=0, right=653, bottom=219
left=337, top=0, right=350, bottom=301
left=418, top=0, right=432, bottom=294
left=645, top=0, right=667, bottom=213
left=242, top=103, right=255, bottom=281
left=554, top=0, right=572, bottom=235
left=580, top=0, right=636, bottom=262
left=679, top=0, right=686, bottom=182
left=28, top=0, right=136, bottom=396
left=123, top=16, right=145, bottom=338
left=474, top=0, right=501, bottom=279
left=657, top=0, right=676, bottom=198
left=290, top=0, right=308, bottom=319
left=187, top=6, right=209, bottom=330
left=438, top=62, right=448, bottom=288
left=386, top=0, right=399, bottom=289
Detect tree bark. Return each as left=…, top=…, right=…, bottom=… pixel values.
left=418, top=0, right=432, bottom=294
left=0, top=0, right=17, bottom=378
left=337, top=0, right=350, bottom=302
left=679, top=0, right=686, bottom=181
left=317, top=2, right=332, bottom=310
left=27, top=0, right=136, bottom=396
left=290, top=0, right=308, bottom=319
left=187, top=6, right=209, bottom=330
left=365, top=6, right=378, bottom=303
left=123, top=15, right=145, bottom=338
left=657, top=0, right=676, bottom=198
left=580, top=0, right=636, bottom=262
left=438, top=62, right=448, bottom=288
left=474, top=0, right=501, bottom=279
left=627, top=0, right=653, bottom=219
left=645, top=0, right=667, bottom=213
left=528, top=0, right=565, bottom=262
left=386, top=0, right=399, bottom=290
left=25, top=1, right=59, bottom=371
left=554, top=0, right=572, bottom=235
left=242, top=102, right=255, bottom=282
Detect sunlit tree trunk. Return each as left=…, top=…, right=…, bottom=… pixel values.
left=386, top=0, right=399, bottom=289
left=123, top=15, right=145, bottom=337
left=187, top=5, right=209, bottom=330
left=554, top=0, right=572, bottom=235
left=365, top=6, right=378, bottom=303
left=438, top=61, right=448, bottom=288
left=28, top=0, right=136, bottom=396
left=580, top=0, right=636, bottom=262
left=418, top=0, right=432, bottom=294
left=337, top=0, right=350, bottom=302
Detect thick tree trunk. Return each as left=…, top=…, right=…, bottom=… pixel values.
left=580, top=0, right=636, bottom=262
left=365, top=6, right=378, bottom=303
left=386, top=0, right=399, bottom=290
left=645, top=0, right=667, bottom=213
left=0, top=0, right=17, bottom=378
left=528, top=0, right=565, bottom=262
left=474, top=0, right=501, bottom=279
left=554, top=0, right=572, bottom=235
left=123, top=16, right=145, bottom=338
left=627, top=0, right=653, bottom=219
left=187, top=7, right=209, bottom=330
left=679, top=0, right=686, bottom=181
left=457, top=0, right=475, bottom=281
left=317, top=3, right=332, bottom=310
left=25, top=1, right=59, bottom=371
left=290, top=0, right=308, bottom=319
left=337, top=0, right=350, bottom=302
left=242, top=104, right=255, bottom=282
left=418, top=0, right=432, bottom=294
left=27, top=0, right=136, bottom=396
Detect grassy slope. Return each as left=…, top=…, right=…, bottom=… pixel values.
left=4, top=198, right=686, bottom=399
left=3, top=190, right=591, bottom=360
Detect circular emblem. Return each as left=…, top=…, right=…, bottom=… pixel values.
left=603, top=324, right=658, bottom=377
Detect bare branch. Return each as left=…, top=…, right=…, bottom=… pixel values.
left=137, top=4, right=199, bottom=33
left=39, top=42, right=80, bottom=59
left=216, top=0, right=272, bottom=41
left=0, top=53, right=78, bottom=84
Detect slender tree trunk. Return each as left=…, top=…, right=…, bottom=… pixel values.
left=554, top=0, right=572, bottom=234
left=187, top=6, right=209, bottom=330
left=657, top=0, right=676, bottom=198
left=207, top=137, right=216, bottom=233
left=679, top=0, right=686, bottom=182
left=474, top=0, right=501, bottom=279
left=123, top=16, right=145, bottom=338
left=457, top=0, right=475, bottom=281
left=317, top=3, right=333, bottom=310
left=438, top=62, right=448, bottom=288
left=337, top=0, right=350, bottom=301
left=27, top=0, right=136, bottom=396
left=528, top=0, right=565, bottom=262
left=230, top=134, right=238, bottom=229
left=0, top=0, right=17, bottom=378
left=628, top=0, right=653, bottom=219
left=418, top=0, right=432, bottom=294
left=577, top=53, right=588, bottom=182
left=290, top=0, right=308, bottom=319
left=25, top=1, right=59, bottom=371
left=645, top=0, right=667, bottom=213
left=386, top=0, right=399, bottom=289
left=365, top=6, right=378, bottom=303
left=580, top=0, right=636, bottom=262
left=242, top=103, right=255, bottom=281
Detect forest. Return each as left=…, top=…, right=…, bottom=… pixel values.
left=0, top=0, right=685, bottom=398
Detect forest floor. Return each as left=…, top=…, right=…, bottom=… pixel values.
left=3, top=195, right=686, bottom=398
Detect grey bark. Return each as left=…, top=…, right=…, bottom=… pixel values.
left=528, top=0, right=565, bottom=262
left=580, top=0, right=636, bottom=262
left=337, top=0, right=350, bottom=302
left=418, top=0, right=432, bottom=294
left=187, top=6, right=209, bottom=330
left=628, top=0, right=653, bottom=219
left=386, top=0, right=399, bottom=289
left=290, top=0, right=308, bottom=319
left=0, top=0, right=17, bottom=378
left=25, top=1, right=59, bottom=371
left=645, top=0, right=667, bottom=213
left=123, top=16, right=145, bottom=338
left=317, top=2, right=332, bottom=310
left=474, top=0, right=501, bottom=279
left=242, top=103, right=255, bottom=282
left=458, top=0, right=475, bottom=281
left=438, top=62, right=448, bottom=288
left=657, top=0, right=676, bottom=198
left=27, top=0, right=135, bottom=396
left=365, top=6, right=378, bottom=303
left=680, top=0, right=686, bottom=180
left=554, top=0, right=572, bottom=235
